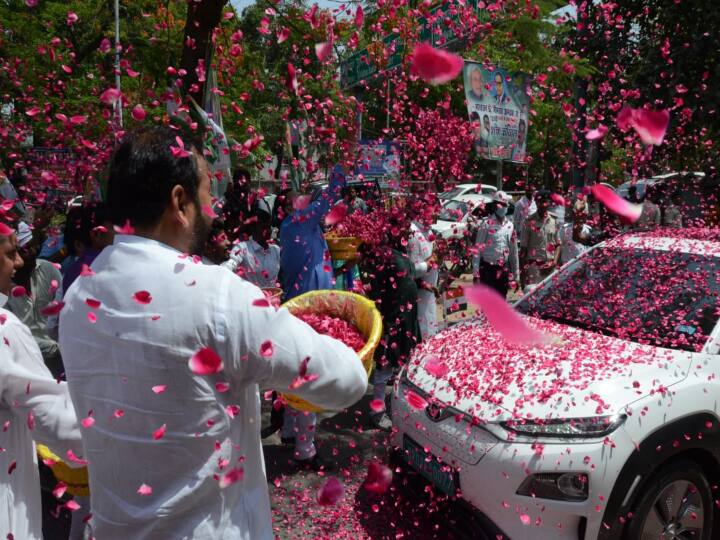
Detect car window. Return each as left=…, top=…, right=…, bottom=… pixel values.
left=440, top=188, right=463, bottom=200
left=516, top=246, right=720, bottom=352
left=480, top=186, right=496, bottom=194
left=438, top=201, right=469, bottom=222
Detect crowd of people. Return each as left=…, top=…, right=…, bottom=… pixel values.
left=1, top=124, right=719, bottom=539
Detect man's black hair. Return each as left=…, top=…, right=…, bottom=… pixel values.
left=232, top=167, right=251, bottom=189
left=64, top=202, right=111, bottom=256
left=106, top=125, right=203, bottom=229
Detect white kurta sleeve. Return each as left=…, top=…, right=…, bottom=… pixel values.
left=0, top=319, right=82, bottom=458
left=219, top=275, right=368, bottom=411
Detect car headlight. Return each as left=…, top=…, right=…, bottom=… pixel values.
left=500, top=414, right=626, bottom=439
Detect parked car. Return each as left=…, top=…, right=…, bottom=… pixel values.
left=439, top=183, right=498, bottom=202
left=432, top=193, right=494, bottom=241
left=392, top=228, right=720, bottom=540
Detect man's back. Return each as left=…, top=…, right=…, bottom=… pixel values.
left=59, top=235, right=366, bottom=539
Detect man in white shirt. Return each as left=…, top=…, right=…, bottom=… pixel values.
left=228, top=205, right=280, bottom=288
left=0, top=222, right=82, bottom=540
left=471, top=191, right=519, bottom=297
left=513, top=184, right=537, bottom=239
left=59, top=126, right=368, bottom=540
left=408, top=201, right=439, bottom=339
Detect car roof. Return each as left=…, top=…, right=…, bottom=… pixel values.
left=450, top=193, right=492, bottom=203
left=605, top=228, right=720, bottom=257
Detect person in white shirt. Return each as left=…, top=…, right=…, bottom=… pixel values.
left=560, top=199, right=592, bottom=265
left=58, top=126, right=367, bottom=540
left=228, top=205, right=280, bottom=288
left=408, top=202, right=439, bottom=340
left=0, top=222, right=82, bottom=540
left=471, top=191, right=519, bottom=297
left=513, top=184, right=537, bottom=239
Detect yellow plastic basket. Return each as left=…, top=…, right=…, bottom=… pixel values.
left=325, top=235, right=361, bottom=261
left=37, top=444, right=89, bottom=497
left=281, top=290, right=382, bottom=412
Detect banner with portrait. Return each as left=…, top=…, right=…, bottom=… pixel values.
left=463, top=62, right=530, bottom=162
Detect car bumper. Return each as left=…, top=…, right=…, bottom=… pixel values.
left=391, top=385, right=631, bottom=540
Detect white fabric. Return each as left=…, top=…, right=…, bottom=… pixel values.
left=0, top=294, right=82, bottom=540
left=228, top=240, right=281, bottom=288
left=59, top=234, right=367, bottom=540
left=560, top=222, right=591, bottom=264
left=409, top=222, right=439, bottom=339
left=471, top=215, right=519, bottom=278
left=513, top=195, right=537, bottom=237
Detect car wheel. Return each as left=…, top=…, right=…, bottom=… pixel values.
left=624, top=460, right=713, bottom=540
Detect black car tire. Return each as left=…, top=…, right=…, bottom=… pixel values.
left=624, top=459, right=713, bottom=540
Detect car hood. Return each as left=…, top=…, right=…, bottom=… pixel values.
left=404, top=318, right=694, bottom=422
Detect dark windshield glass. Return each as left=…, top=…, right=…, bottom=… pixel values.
left=516, top=246, right=720, bottom=352
left=438, top=201, right=469, bottom=222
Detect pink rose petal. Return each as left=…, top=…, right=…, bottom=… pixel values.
left=137, top=483, right=152, bottom=496
left=405, top=390, right=428, bottom=410
left=80, top=264, right=95, bottom=277
left=464, top=284, right=552, bottom=346
left=133, top=290, right=152, bottom=304
left=85, top=298, right=101, bottom=309
left=0, top=223, right=13, bottom=236
left=424, top=356, right=449, bottom=378
left=11, top=286, right=27, bottom=297
left=152, top=423, right=166, bottom=440
left=259, top=340, right=274, bottom=358
left=219, top=467, right=244, bottom=488
left=151, top=385, right=167, bottom=394
left=410, top=43, right=464, bottom=85
left=363, top=461, right=393, bottom=494
left=355, top=5, right=364, bottom=28
left=317, top=476, right=345, bottom=505
left=41, top=301, right=65, bottom=316
left=52, top=482, right=67, bottom=499
left=585, top=124, right=608, bottom=140
left=325, top=202, right=348, bottom=226
left=315, top=42, right=333, bottom=63
left=86, top=312, right=97, bottom=324
left=81, top=416, right=95, bottom=428
left=369, top=398, right=385, bottom=412
left=189, top=347, right=224, bottom=375
left=591, top=184, right=642, bottom=224
left=65, top=500, right=81, bottom=511
left=131, top=104, right=146, bottom=121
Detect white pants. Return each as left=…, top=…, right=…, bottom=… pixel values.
left=417, top=289, right=438, bottom=340
left=280, top=406, right=317, bottom=460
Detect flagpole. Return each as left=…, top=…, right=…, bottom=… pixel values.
left=114, top=0, right=123, bottom=128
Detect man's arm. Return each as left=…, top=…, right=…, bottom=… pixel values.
left=0, top=322, right=82, bottom=458
left=292, top=166, right=346, bottom=228
left=220, top=275, right=367, bottom=411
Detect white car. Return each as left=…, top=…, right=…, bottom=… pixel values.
left=392, top=228, right=720, bottom=540
left=433, top=193, right=493, bottom=241
left=440, top=183, right=498, bottom=202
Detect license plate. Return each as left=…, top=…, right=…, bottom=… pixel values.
left=403, top=436, right=458, bottom=496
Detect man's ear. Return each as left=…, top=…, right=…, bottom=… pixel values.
left=170, top=184, right=192, bottom=228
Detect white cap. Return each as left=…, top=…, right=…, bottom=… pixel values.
left=492, top=190, right=512, bottom=205
left=16, top=221, right=32, bottom=248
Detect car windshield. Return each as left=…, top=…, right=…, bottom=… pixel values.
left=439, top=187, right=463, bottom=200
left=438, top=201, right=469, bottom=222
left=516, top=246, right=720, bottom=352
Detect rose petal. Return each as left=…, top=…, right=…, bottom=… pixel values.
left=410, top=43, right=464, bottom=85
left=137, top=483, right=152, bottom=496
left=369, top=398, right=385, bottom=412
left=464, top=284, right=552, bottom=346
left=315, top=42, right=333, bottom=63
left=41, top=301, right=65, bottom=316
left=405, top=390, right=428, bottom=410
left=11, top=286, right=27, bottom=297
left=151, top=385, right=167, bottom=394
left=131, top=104, right=146, bottom=121
left=325, top=202, right=348, bottom=226
left=152, top=423, right=166, bottom=440
left=585, top=124, right=608, bottom=141
left=133, top=290, right=152, bottom=304
left=363, top=461, right=393, bottom=494
left=189, top=347, right=224, bottom=375
left=317, top=476, right=344, bottom=505
left=591, top=184, right=643, bottom=224
left=219, top=467, right=244, bottom=488
left=259, top=340, right=274, bottom=358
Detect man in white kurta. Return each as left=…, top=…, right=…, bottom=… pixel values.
left=409, top=220, right=439, bottom=339
left=0, top=228, right=82, bottom=540
left=58, top=126, right=368, bottom=539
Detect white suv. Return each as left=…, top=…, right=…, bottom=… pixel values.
left=391, top=228, right=720, bottom=540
